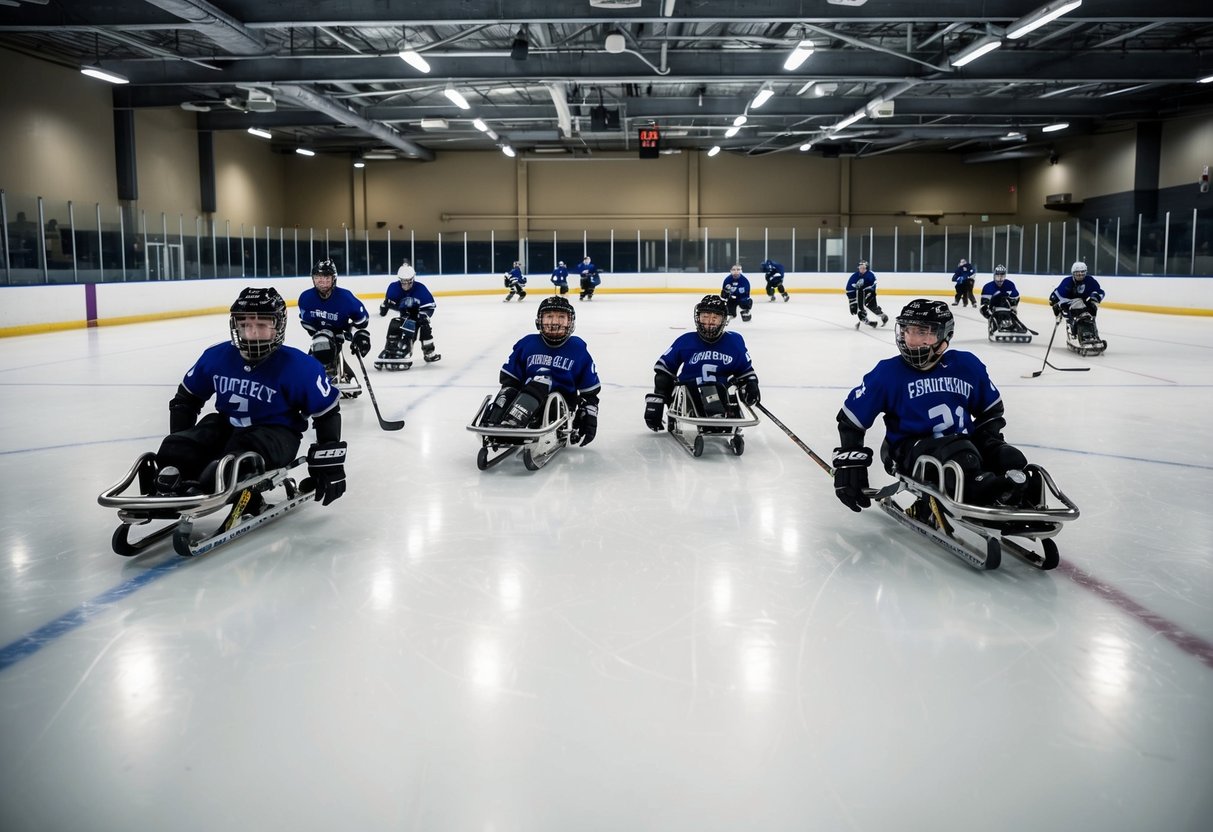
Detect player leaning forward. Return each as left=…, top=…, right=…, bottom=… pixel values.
left=832, top=299, right=1030, bottom=515
left=155, top=287, right=348, bottom=508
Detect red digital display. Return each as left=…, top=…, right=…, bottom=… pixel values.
left=638, top=126, right=661, bottom=158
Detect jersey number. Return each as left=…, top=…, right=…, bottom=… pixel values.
left=927, top=404, right=967, bottom=437
left=698, top=363, right=719, bottom=385
left=229, top=394, right=251, bottom=427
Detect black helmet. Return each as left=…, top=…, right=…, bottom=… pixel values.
left=535, top=295, right=576, bottom=347
left=694, top=294, right=729, bottom=343
left=312, top=258, right=338, bottom=297
left=230, top=287, right=287, bottom=363
left=895, top=298, right=954, bottom=371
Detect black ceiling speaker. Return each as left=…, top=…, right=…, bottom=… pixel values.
left=511, top=29, right=529, bottom=61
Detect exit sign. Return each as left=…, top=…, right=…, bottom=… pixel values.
left=638, top=126, right=661, bottom=158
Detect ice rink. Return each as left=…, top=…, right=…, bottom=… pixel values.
left=1, top=289, right=1211, bottom=831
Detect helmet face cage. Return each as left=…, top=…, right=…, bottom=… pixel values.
left=535, top=296, right=576, bottom=346
left=894, top=299, right=955, bottom=371
left=398, top=273, right=415, bottom=290
left=229, top=288, right=287, bottom=362
left=694, top=294, right=729, bottom=343
left=994, top=264, right=1007, bottom=282
left=312, top=259, right=337, bottom=297
left=857, top=260, right=868, bottom=270
left=1071, top=261, right=1088, bottom=280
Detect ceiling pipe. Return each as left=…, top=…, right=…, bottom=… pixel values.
left=275, top=84, right=435, bottom=160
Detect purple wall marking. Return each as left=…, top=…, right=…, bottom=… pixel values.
left=84, top=282, right=98, bottom=327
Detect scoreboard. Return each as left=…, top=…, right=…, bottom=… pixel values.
left=638, top=125, right=660, bottom=158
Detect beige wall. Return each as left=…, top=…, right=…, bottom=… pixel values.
left=849, top=155, right=1018, bottom=225
left=133, top=108, right=200, bottom=217
left=365, top=152, right=516, bottom=234
left=1016, top=125, right=1138, bottom=222
left=213, top=132, right=288, bottom=227
left=1159, top=113, right=1213, bottom=190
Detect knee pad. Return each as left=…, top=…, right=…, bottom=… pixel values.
left=697, top=383, right=728, bottom=418
left=310, top=333, right=336, bottom=369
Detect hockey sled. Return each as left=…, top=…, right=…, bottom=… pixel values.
left=665, top=384, right=759, bottom=458
left=874, top=454, right=1080, bottom=572
left=332, top=350, right=363, bottom=398
left=1065, top=314, right=1107, bottom=357
left=987, top=310, right=1033, bottom=344
left=466, top=391, right=574, bottom=471
left=98, top=451, right=314, bottom=557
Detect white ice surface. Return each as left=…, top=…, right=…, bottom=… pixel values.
left=1, top=293, right=1211, bottom=832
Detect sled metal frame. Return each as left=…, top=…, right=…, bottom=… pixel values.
left=466, top=392, right=574, bottom=471
left=665, top=384, right=759, bottom=458
left=99, top=452, right=312, bottom=556
left=874, top=454, right=1080, bottom=572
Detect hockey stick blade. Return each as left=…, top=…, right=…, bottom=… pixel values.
left=352, top=350, right=405, bottom=431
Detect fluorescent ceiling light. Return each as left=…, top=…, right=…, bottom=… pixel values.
left=1042, top=122, right=1069, bottom=132
left=796, top=81, right=815, bottom=96
left=398, top=49, right=431, bottom=73
left=782, top=40, right=814, bottom=71
left=246, top=127, right=272, bottom=139
left=486, top=130, right=499, bottom=140
left=295, top=148, right=316, bottom=157
left=750, top=89, right=774, bottom=109
left=815, top=83, right=837, bottom=97
left=1006, top=0, right=1083, bottom=41
left=443, top=87, right=470, bottom=110
left=473, top=118, right=489, bottom=132
left=1002, top=131, right=1025, bottom=140
left=363, top=152, right=396, bottom=160
left=80, top=65, right=128, bottom=84
left=950, top=35, right=1002, bottom=68
left=501, top=145, right=516, bottom=157
left=834, top=112, right=865, bottom=131
left=353, top=161, right=366, bottom=168
left=707, top=146, right=721, bottom=157
left=732, top=115, right=747, bottom=126
left=724, top=126, right=740, bottom=138
left=799, top=142, right=814, bottom=151
left=1198, top=74, right=1213, bottom=84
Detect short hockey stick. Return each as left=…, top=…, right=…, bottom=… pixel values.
left=1022, top=318, right=1090, bottom=378
left=352, top=350, right=406, bottom=431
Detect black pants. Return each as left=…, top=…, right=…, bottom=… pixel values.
left=158, top=413, right=301, bottom=480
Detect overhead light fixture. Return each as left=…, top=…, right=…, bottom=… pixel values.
left=1001, top=131, right=1025, bottom=140
left=732, top=115, right=748, bottom=127
left=1042, top=122, right=1069, bottom=132
left=80, top=65, right=129, bottom=85
left=707, top=146, right=721, bottom=157
left=1005, top=0, right=1083, bottom=40
left=724, top=126, right=740, bottom=138
left=604, top=32, right=627, bottom=54
left=796, top=81, right=815, bottom=96
left=443, top=86, right=471, bottom=110
left=246, top=127, right=272, bottom=140
left=501, top=145, right=516, bottom=157
left=363, top=152, right=396, bottom=160
left=398, top=49, right=431, bottom=73
left=783, top=40, right=814, bottom=71
left=486, top=130, right=499, bottom=141
left=511, top=27, right=529, bottom=61
left=950, top=35, right=1002, bottom=68
left=1199, top=74, right=1213, bottom=84
left=799, top=142, right=814, bottom=152
left=353, top=161, right=366, bottom=169
left=835, top=112, right=865, bottom=131
left=473, top=118, right=490, bottom=132
left=295, top=148, right=315, bottom=157
left=815, top=83, right=837, bottom=97
left=750, top=89, right=774, bottom=109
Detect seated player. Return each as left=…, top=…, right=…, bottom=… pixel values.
left=643, top=294, right=761, bottom=430
left=577, top=256, right=601, bottom=301
left=979, top=265, right=1020, bottom=321
left=298, top=258, right=371, bottom=384
left=377, top=262, right=441, bottom=369
left=550, top=260, right=570, bottom=295
left=1049, top=261, right=1105, bottom=338
left=721, top=265, right=754, bottom=322
left=760, top=259, right=789, bottom=302
left=503, top=260, right=527, bottom=302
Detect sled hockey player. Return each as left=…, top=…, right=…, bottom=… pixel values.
left=979, top=265, right=1031, bottom=343
left=377, top=262, right=441, bottom=370
left=951, top=258, right=977, bottom=307
left=578, top=256, right=601, bottom=301
left=845, top=260, right=888, bottom=328
left=298, top=258, right=371, bottom=396
left=721, top=265, right=754, bottom=322
left=99, top=287, right=349, bottom=557
left=831, top=298, right=1078, bottom=570
left=1049, top=261, right=1107, bottom=356
left=760, top=259, right=790, bottom=302
left=551, top=260, right=570, bottom=295
left=469, top=296, right=601, bottom=470
left=503, top=261, right=528, bottom=302
left=644, top=294, right=761, bottom=457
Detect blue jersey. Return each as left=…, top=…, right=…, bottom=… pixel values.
left=722, top=273, right=751, bottom=299
left=384, top=281, right=437, bottom=318
left=501, top=334, right=601, bottom=399
left=505, top=266, right=526, bottom=286
left=298, top=287, right=368, bottom=336
left=980, top=279, right=1019, bottom=307
left=761, top=260, right=785, bottom=281
left=578, top=261, right=601, bottom=285
left=181, top=342, right=338, bottom=433
left=841, top=350, right=1001, bottom=450
left=551, top=266, right=569, bottom=286
left=952, top=263, right=976, bottom=285
left=656, top=331, right=756, bottom=386
left=845, top=270, right=877, bottom=294
left=1049, top=275, right=1104, bottom=308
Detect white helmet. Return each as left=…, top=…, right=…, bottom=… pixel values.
left=1071, top=261, right=1088, bottom=278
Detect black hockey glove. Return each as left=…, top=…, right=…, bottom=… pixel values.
left=573, top=403, right=598, bottom=446
left=643, top=394, right=665, bottom=432
left=306, top=441, right=347, bottom=506
left=832, top=447, right=873, bottom=512
left=379, top=299, right=397, bottom=317
left=739, top=377, right=761, bottom=406
left=990, top=442, right=1027, bottom=474
left=1050, top=301, right=1062, bottom=320
left=351, top=328, right=372, bottom=358
left=980, top=304, right=991, bottom=319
